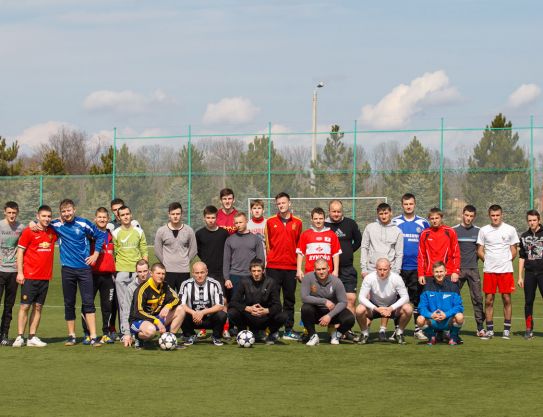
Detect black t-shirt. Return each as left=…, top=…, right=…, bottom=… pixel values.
left=519, top=226, right=543, bottom=272
left=195, top=227, right=229, bottom=279
left=325, top=217, right=362, bottom=267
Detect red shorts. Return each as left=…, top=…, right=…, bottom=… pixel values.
left=483, top=272, right=515, bottom=294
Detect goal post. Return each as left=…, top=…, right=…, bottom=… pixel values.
left=246, top=196, right=388, bottom=226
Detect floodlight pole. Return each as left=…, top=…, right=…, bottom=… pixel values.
left=311, top=83, right=324, bottom=187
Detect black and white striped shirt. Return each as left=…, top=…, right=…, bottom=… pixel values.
left=179, top=277, right=224, bottom=311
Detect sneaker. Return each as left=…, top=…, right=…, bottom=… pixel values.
left=230, top=326, right=239, bottom=338
left=435, top=330, right=444, bottom=343
left=388, top=330, right=397, bottom=342
left=111, top=331, right=121, bottom=342
left=305, top=334, right=319, bottom=346
left=282, top=329, right=301, bottom=341
left=524, top=330, right=534, bottom=340
left=197, top=329, right=207, bottom=339
left=395, top=333, right=407, bottom=345
left=82, top=335, right=91, bottom=345
left=134, top=337, right=142, bottom=349
left=342, top=330, right=356, bottom=342
left=90, top=337, right=103, bottom=347
left=448, top=337, right=458, bottom=346
left=222, top=330, right=231, bottom=340
left=27, top=336, right=47, bottom=347
left=175, top=343, right=186, bottom=350
left=64, top=335, right=77, bottom=346
left=414, top=329, right=429, bottom=341
left=476, top=329, right=487, bottom=337
left=265, top=332, right=279, bottom=345
left=212, top=337, right=224, bottom=346
left=100, top=334, right=114, bottom=344
left=456, top=335, right=464, bottom=344
left=357, top=333, right=369, bottom=345
left=0, top=333, right=9, bottom=346
left=255, top=330, right=267, bottom=343
left=480, top=330, right=494, bottom=340
left=378, top=330, right=386, bottom=342
left=184, top=335, right=196, bottom=346
left=330, top=331, right=341, bottom=345
left=12, top=335, right=25, bottom=347
left=502, top=330, right=511, bottom=340
left=427, top=336, right=437, bottom=346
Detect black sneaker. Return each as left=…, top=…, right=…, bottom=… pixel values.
left=378, top=330, right=387, bottom=342
left=265, top=331, right=279, bottom=345
left=0, top=334, right=10, bottom=346
left=357, top=334, right=369, bottom=345
left=64, top=335, right=77, bottom=346
left=90, top=337, right=103, bottom=347
left=342, top=330, right=356, bottom=342
left=212, top=337, right=224, bottom=346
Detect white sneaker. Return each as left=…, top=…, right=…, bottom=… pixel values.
left=330, top=331, right=341, bottom=345
left=481, top=330, right=494, bottom=340
left=27, top=336, right=47, bottom=347
left=12, top=335, right=25, bottom=347
left=222, top=330, right=231, bottom=339
left=502, top=330, right=511, bottom=340
left=414, top=329, right=429, bottom=341
left=306, top=334, right=320, bottom=346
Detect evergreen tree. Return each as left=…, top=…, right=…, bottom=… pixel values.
left=463, top=113, right=529, bottom=215
left=0, top=136, right=21, bottom=176
left=41, top=150, right=65, bottom=175
left=89, top=146, right=113, bottom=175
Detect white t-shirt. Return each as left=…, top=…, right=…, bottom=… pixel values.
left=477, top=222, right=519, bottom=273
left=358, top=271, right=409, bottom=311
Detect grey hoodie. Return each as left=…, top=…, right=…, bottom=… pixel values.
left=154, top=224, right=197, bottom=273
left=360, top=221, right=403, bottom=274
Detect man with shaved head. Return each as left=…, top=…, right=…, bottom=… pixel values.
left=355, top=258, right=412, bottom=345
left=179, top=262, right=227, bottom=346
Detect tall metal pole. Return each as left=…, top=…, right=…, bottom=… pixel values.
left=530, top=115, right=534, bottom=209
left=351, top=119, right=358, bottom=218
left=112, top=127, right=117, bottom=199
left=439, top=118, right=444, bottom=209
left=187, top=125, right=192, bottom=226
left=267, top=122, right=272, bottom=215
left=311, top=89, right=317, bottom=186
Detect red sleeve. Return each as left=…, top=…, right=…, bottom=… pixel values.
left=331, top=233, right=342, bottom=256
left=417, top=230, right=427, bottom=277
left=296, top=230, right=307, bottom=255
left=17, top=228, right=32, bottom=249
left=447, top=228, right=460, bottom=274
left=295, top=219, right=303, bottom=243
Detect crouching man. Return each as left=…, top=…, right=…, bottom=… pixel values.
left=416, top=261, right=464, bottom=345
left=300, top=258, right=354, bottom=346
left=129, top=263, right=185, bottom=349
left=228, top=258, right=287, bottom=345
left=355, top=258, right=412, bottom=345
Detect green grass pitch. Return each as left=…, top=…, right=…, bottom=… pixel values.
left=1, top=249, right=543, bottom=417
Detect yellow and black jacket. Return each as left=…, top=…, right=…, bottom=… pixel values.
left=129, top=277, right=180, bottom=326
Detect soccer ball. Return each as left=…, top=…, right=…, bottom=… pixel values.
left=158, top=332, right=177, bottom=350
left=236, top=330, right=255, bottom=348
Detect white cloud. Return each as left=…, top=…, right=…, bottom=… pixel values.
left=15, top=121, right=73, bottom=147
left=360, top=70, right=461, bottom=129
left=508, top=84, right=541, bottom=108
left=83, top=89, right=174, bottom=114
left=202, top=97, right=260, bottom=125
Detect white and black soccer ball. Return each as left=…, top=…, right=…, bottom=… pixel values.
left=236, top=330, right=255, bottom=348
left=158, top=332, right=177, bottom=351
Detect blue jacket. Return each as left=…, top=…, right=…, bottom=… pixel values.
left=418, top=278, right=463, bottom=320
left=51, top=217, right=106, bottom=269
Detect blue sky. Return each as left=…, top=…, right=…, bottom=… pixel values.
left=1, top=0, right=541, bottom=151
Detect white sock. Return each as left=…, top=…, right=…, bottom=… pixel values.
left=379, top=326, right=386, bottom=332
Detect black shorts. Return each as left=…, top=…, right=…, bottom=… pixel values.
left=338, top=265, right=358, bottom=293
left=368, top=307, right=400, bottom=320
left=21, top=280, right=49, bottom=305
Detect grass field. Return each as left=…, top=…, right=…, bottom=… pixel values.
left=1, top=249, right=543, bottom=417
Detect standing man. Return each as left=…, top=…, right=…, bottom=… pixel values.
left=216, top=188, right=238, bottom=235
left=300, top=259, right=354, bottom=346
left=49, top=199, right=105, bottom=346
left=265, top=192, right=303, bottom=340
left=452, top=205, right=485, bottom=337
left=297, top=207, right=341, bottom=278
left=518, top=210, right=543, bottom=339
left=418, top=207, right=460, bottom=285
left=112, top=205, right=148, bottom=347
left=355, top=258, right=412, bottom=345
left=247, top=199, right=267, bottom=238
left=393, top=193, right=429, bottom=340
left=196, top=206, right=229, bottom=288
left=154, top=202, right=197, bottom=293
left=108, top=198, right=141, bottom=231
left=12, top=205, right=56, bottom=348
left=360, top=203, right=403, bottom=276
left=0, top=201, right=24, bottom=345
left=180, top=262, right=227, bottom=346
left=477, top=205, right=519, bottom=340
left=325, top=199, right=362, bottom=316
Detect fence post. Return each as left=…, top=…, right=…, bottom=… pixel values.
left=352, top=119, right=358, bottom=218
left=188, top=125, right=193, bottom=226
left=439, top=118, right=444, bottom=209
left=267, top=122, right=272, bottom=215
left=530, top=115, right=534, bottom=209
left=112, top=127, right=117, bottom=200
left=39, top=175, right=43, bottom=206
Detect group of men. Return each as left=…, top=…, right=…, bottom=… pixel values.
left=0, top=188, right=540, bottom=349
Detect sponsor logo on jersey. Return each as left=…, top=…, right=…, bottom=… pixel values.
left=38, top=242, right=51, bottom=249
left=443, top=294, right=451, bottom=299
left=324, top=237, right=331, bottom=243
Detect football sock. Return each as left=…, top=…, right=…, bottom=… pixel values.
left=450, top=323, right=461, bottom=338
left=379, top=326, right=386, bottom=333
left=29, top=334, right=35, bottom=339
left=486, top=321, right=494, bottom=332
left=504, top=320, right=511, bottom=332
left=526, top=315, right=533, bottom=331
left=396, top=328, right=403, bottom=335
left=362, top=330, right=369, bottom=336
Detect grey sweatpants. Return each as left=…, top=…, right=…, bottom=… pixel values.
left=458, top=268, right=485, bottom=328
left=115, top=272, right=138, bottom=337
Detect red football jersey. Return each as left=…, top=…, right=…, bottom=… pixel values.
left=217, top=208, right=238, bottom=235
left=296, top=227, right=342, bottom=273
left=91, top=230, right=116, bottom=273
left=17, top=227, right=57, bottom=280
